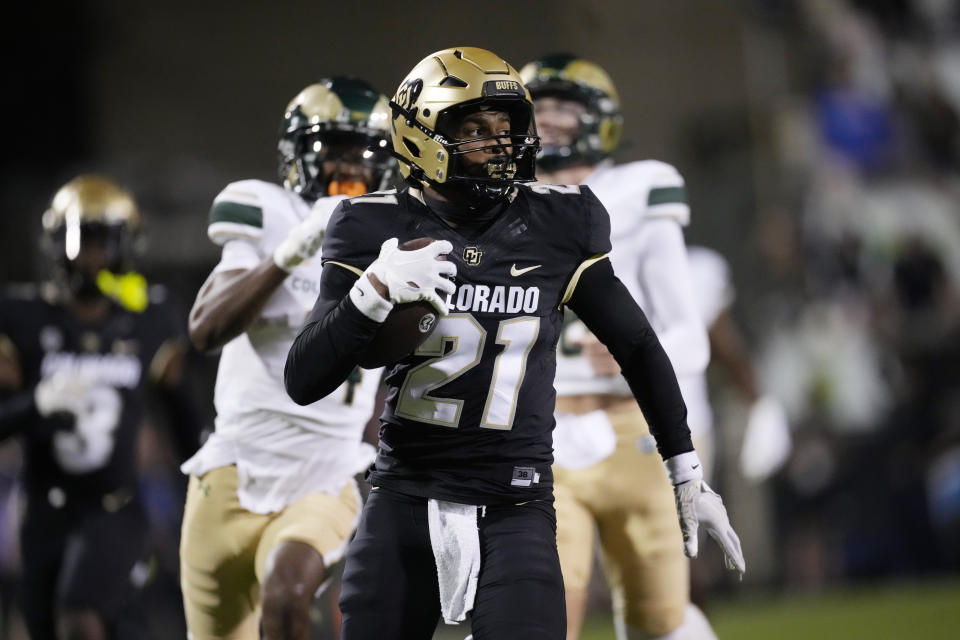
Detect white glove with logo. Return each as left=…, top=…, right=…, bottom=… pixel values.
left=273, top=205, right=332, bottom=271
left=665, top=451, right=746, bottom=578
left=35, top=373, right=123, bottom=474
left=350, top=237, right=457, bottom=321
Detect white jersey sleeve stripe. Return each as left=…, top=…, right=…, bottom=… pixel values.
left=208, top=221, right=263, bottom=245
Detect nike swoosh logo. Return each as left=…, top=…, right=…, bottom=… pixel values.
left=510, top=264, right=542, bottom=277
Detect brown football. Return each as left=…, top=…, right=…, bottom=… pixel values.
left=356, top=238, right=444, bottom=369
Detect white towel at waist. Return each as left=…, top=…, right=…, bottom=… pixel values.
left=427, top=498, right=482, bottom=625
left=552, top=409, right=617, bottom=471
left=181, top=413, right=376, bottom=514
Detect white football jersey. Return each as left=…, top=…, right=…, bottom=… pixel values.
left=181, top=180, right=381, bottom=513
left=687, top=246, right=735, bottom=328
left=555, top=160, right=708, bottom=400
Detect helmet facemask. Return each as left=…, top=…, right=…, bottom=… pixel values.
left=43, top=221, right=140, bottom=302
left=285, top=126, right=394, bottom=200
left=519, top=55, right=623, bottom=171
left=395, top=98, right=540, bottom=210
left=278, top=78, right=397, bottom=202
left=530, top=85, right=618, bottom=171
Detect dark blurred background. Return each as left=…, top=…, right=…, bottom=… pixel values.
left=3, top=0, right=960, bottom=637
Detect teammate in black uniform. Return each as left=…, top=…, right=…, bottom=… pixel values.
left=285, top=47, right=744, bottom=640
left=0, top=176, right=202, bottom=639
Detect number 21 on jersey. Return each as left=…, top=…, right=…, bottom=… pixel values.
left=395, top=313, right=539, bottom=430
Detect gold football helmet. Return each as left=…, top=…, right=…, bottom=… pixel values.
left=389, top=47, right=540, bottom=204
left=519, top=54, right=623, bottom=170
left=278, top=77, right=395, bottom=200
left=41, top=175, right=144, bottom=301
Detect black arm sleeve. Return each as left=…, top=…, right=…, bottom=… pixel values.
left=567, top=258, right=694, bottom=459
left=284, top=264, right=382, bottom=405
left=0, top=390, right=36, bottom=442
left=154, top=365, right=206, bottom=461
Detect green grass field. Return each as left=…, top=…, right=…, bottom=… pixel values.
left=432, top=579, right=960, bottom=639
left=579, top=580, right=960, bottom=640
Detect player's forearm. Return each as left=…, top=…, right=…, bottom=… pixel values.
left=568, top=261, right=693, bottom=459
left=618, top=345, right=693, bottom=458
left=284, top=265, right=381, bottom=405
left=188, top=258, right=288, bottom=353
left=708, top=311, right=760, bottom=402
left=155, top=374, right=207, bottom=460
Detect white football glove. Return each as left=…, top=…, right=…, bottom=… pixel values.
left=34, top=372, right=90, bottom=417
left=665, top=451, right=746, bottom=578
left=272, top=205, right=332, bottom=271
left=350, top=237, right=456, bottom=321
left=739, top=395, right=792, bottom=482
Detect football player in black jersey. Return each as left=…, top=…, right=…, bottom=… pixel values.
left=0, top=176, right=202, bottom=639
left=284, top=47, right=745, bottom=640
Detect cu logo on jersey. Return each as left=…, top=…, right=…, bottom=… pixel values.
left=462, top=246, right=483, bottom=266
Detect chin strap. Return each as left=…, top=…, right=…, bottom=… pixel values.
left=387, top=148, right=438, bottom=188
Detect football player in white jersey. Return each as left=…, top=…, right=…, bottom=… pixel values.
left=179, top=78, right=395, bottom=639
left=521, top=55, right=725, bottom=640
left=686, top=246, right=790, bottom=483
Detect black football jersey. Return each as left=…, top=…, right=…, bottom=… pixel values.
left=0, top=284, right=183, bottom=504
left=322, top=184, right=612, bottom=505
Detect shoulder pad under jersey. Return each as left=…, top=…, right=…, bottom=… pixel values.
left=591, top=160, right=691, bottom=228
left=520, top=183, right=612, bottom=258
left=207, top=179, right=290, bottom=246
left=322, top=189, right=407, bottom=274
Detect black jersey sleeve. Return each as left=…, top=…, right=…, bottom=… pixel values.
left=0, top=391, right=36, bottom=441
left=0, top=290, right=24, bottom=378
left=0, top=291, right=43, bottom=439
left=566, top=258, right=693, bottom=460
left=320, top=197, right=386, bottom=272
left=579, top=186, right=613, bottom=257
left=284, top=263, right=381, bottom=406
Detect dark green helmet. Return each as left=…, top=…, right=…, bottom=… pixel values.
left=278, top=77, right=395, bottom=201
left=519, top=54, right=623, bottom=170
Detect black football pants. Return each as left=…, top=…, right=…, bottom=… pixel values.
left=20, top=496, right=148, bottom=640
left=339, top=487, right=566, bottom=640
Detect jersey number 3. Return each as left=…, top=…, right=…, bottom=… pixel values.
left=395, top=314, right=540, bottom=430
left=53, top=386, right=123, bottom=474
